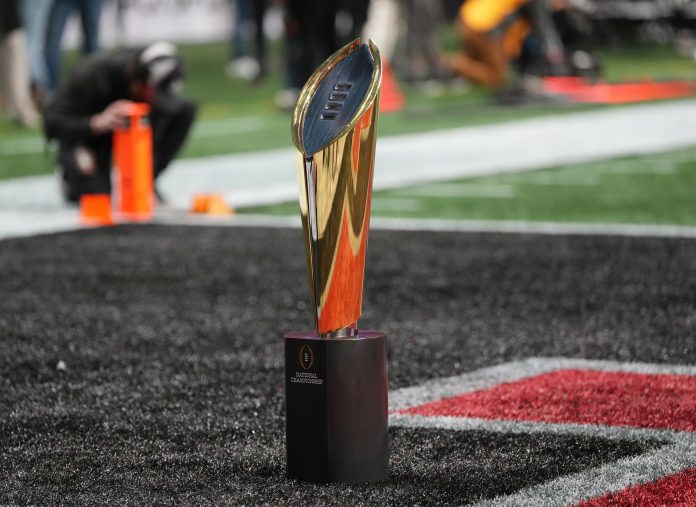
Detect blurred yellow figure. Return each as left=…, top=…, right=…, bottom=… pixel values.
left=452, top=0, right=562, bottom=87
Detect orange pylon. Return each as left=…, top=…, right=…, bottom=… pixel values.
left=379, top=59, right=405, bottom=113
left=114, top=103, right=154, bottom=222
left=79, top=194, right=114, bottom=226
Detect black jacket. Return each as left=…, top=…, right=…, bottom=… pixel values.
left=43, top=49, right=141, bottom=142
left=0, top=0, right=21, bottom=37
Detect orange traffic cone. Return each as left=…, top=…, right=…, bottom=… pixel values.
left=379, top=59, right=404, bottom=113
left=191, top=194, right=211, bottom=214
left=114, top=103, right=154, bottom=222
left=207, top=194, right=234, bottom=216
left=190, top=193, right=234, bottom=216
left=80, top=194, right=114, bottom=226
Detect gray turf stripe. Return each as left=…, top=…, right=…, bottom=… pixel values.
left=389, top=357, right=696, bottom=411
left=470, top=442, right=696, bottom=507
left=390, top=414, right=695, bottom=445
left=389, top=358, right=553, bottom=411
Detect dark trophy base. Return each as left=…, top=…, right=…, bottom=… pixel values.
left=284, top=331, right=389, bottom=484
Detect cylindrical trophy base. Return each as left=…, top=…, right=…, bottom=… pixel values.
left=285, top=331, right=389, bottom=484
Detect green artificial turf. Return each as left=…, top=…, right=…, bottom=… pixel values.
left=1, top=42, right=694, bottom=180
left=244, top=146, right=696, bottom=226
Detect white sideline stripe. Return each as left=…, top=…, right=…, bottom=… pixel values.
left=390, top=357, right=696, bottom=507
left=0, top=210, right=81, bottom=240
left=472, top=442, right=696, bottom=507
left=154, top=212, right=302, bottom=229
left=389, top=357, right=696, bottom=411
left=158, top=214, right=696, bottom=239
left=6, top=214, right=696, bottom=242
left=370, top=217, right=696, bottom=237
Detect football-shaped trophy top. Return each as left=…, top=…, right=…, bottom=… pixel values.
left=291, top=40, right=382, bottom=337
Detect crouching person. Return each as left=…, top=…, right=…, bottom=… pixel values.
left=43, top=42, right=197, bottom=203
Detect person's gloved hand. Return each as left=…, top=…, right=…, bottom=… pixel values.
left=90, top=100, right=135, bottom=134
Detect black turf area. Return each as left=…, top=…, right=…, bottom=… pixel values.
left=1, top=225, right=695, bottom=505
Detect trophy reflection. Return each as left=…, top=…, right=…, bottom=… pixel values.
left=285, top=39, right=389, bottom=484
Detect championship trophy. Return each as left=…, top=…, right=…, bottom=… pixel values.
left=285, top=39, right=388, bottom=484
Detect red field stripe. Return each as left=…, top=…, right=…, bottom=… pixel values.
left=542, top=78, right=696, bottom=104
left=403, top=369, right=696, bottom=431
left=575, top=468, right=696, bottom=506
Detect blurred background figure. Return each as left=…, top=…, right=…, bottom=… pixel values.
left=362, top=0, right=402, bottom=63
left=43, top=42, right=197, bottom=203
left=227, top=0, right=268, bottom=82
left=22, top=0, right=52, bottom=107
left=45, top=0, right=105, bottom=92
left=336, top=0, right=371, bottom=45
left=548, top=0, right=600, bottom=78
left=276, top=0, right=339, bottom=109
left=403, top=0, right=447, bottom=86
left=448, top=0, right=564, bottom=88
left=0, top=0, right=40, bottom=128
left=275, top=0, right=372, bottom=110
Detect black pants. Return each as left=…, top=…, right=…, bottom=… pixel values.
left=284, top=0, right=338, bottom=90
left=58, top=94, right=197, bottom=201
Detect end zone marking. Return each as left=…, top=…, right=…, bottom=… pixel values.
left=389, top=357, right=696, bottom=412
left=473, top=442, right=696, bottom=507
left=389, top=357, right=696, bottom=507
left=577, top=467, right=696, bottom=507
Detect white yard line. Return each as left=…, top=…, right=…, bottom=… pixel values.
left=601, top=162, right=677, bottom=174
left=395, top=183, right=516, bottom=198
left=370, top=197, right=424, bottom=211
left=518, top=173, right=600, bottom=186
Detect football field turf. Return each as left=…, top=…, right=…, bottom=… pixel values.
left=1, top=224, right=695, bottom=505
left=3, top=40, right=696, bottom=505
left=1, top=43, right=694, bottom=180
left=244, top=145, right=696, bottom=226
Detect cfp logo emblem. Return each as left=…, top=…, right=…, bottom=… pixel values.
left=299, top=345, right=314, bottom=370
